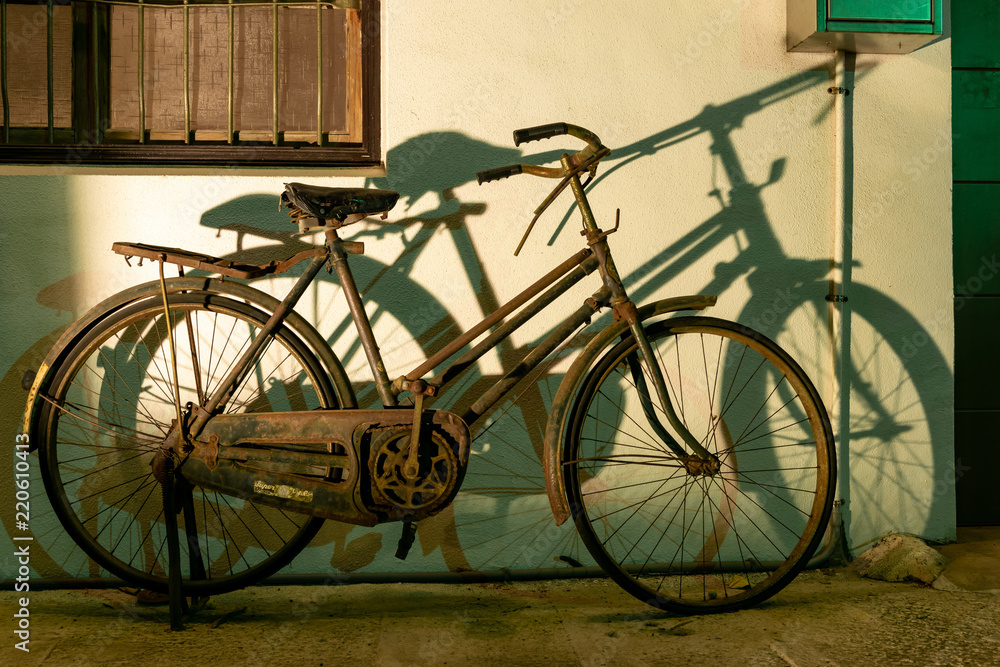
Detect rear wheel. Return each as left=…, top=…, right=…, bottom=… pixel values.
left=563, top=316, right=835, bottom=613
left=38, top=293, right=341, bottom=595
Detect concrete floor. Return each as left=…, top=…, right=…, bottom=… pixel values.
left=933, top=526, right=1000, bottom=592
left=3, top=528, right=998, bottom=666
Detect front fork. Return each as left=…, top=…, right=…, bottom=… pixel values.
left=617, top=303, right=714, bottom=463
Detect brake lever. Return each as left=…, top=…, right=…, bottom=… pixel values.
left=514, top=176, right=573, bottom=256
left=512, top=147, right=610, bottom=256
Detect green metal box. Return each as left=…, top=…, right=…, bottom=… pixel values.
left=788, top=0, right=943, bottom=53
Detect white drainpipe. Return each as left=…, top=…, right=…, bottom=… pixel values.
left=826, top=48, right=851, bottom=559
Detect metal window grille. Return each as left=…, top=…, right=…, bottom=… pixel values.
left=0, top=0, right=379, bottom=167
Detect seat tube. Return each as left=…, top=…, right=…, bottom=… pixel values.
left=326, top=230, right=398, bottom=407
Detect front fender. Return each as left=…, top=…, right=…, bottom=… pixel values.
left=22, top=276, right=355, bottom=450
left=542, top=294, right=717, bottom=525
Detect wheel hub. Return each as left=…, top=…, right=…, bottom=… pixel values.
left=681, top=453, right=721, bottom=477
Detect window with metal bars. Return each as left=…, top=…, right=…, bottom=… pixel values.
left=0, top=0, right=379, bottom=167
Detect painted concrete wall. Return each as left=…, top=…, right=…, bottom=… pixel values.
left=0, top=0, right=953, bottom=580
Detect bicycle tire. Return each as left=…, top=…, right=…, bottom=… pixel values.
left=563, top=316, right=835, bottom=613
left=38, top=292, right=342, bottom=595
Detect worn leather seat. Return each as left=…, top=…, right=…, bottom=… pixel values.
left=281, top=183, right=399, bottom=225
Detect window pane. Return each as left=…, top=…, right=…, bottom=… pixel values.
left=4, top=4, right=72, bottom=129
left=109, top=2, right=352, bottom=140
left=277, top=6, right=349, bottom=135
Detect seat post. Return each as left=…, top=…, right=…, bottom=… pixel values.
left=325, top=229, right=398, bottom=407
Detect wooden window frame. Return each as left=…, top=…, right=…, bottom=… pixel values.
left=0, top=0, right=381, bottom=169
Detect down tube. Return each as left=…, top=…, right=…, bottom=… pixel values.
left=461, top=289, right=607, bottom=427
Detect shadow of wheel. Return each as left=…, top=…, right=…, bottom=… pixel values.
left=770, top=282, right=953, bottom=548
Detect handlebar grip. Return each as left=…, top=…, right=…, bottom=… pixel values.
left=513, top=122, right=568, bottom=147
left=476, top=164, right=523, bottom=185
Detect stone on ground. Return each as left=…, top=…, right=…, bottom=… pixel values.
left=854, top=533, right=948, bottom=585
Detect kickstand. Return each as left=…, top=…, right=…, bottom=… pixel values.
left=179, top=478, right=210, bottom=610
left=162, top=460, right=188, bottom=630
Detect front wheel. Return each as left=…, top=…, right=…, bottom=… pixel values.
left=563, top=316, right=835, bottom=613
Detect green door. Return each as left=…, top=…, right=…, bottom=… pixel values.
left=953, top=0, right=1000, bottom=525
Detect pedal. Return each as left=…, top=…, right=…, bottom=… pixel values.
left=395, top=521, right=417, bottom=560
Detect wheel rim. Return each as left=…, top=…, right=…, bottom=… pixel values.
left=41, top=294, right=333, bottom=594
left=565, top=317, right=834, bottom=612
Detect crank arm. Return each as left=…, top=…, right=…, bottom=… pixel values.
left=404, top=391, right=425, bottom=480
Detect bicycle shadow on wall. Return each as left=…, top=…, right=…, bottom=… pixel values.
left=402, top=72, right=939, bottom=565
left=3, top=70, right=952, bottom=585
left=576, top=67, right=952, bottom=554
left=200, top=66, right=949, bottom=574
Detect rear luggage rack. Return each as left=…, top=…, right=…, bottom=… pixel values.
left=112, top=242, right=326, bottom=280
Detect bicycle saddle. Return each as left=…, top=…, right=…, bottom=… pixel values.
left=281, top=183, right=399, bottom=229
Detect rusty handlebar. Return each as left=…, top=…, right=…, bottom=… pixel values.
left=476, top=124, right=612, bottom=255
left=476, top=123, right=608, bottom=185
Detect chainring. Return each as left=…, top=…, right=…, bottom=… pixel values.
left=368, top=425, right=460, bottom=519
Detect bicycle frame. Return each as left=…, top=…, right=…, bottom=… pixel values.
left=169, top=167, right=709, bottom=467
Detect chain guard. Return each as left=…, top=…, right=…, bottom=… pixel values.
left=178, top=408, right=470, bottom=526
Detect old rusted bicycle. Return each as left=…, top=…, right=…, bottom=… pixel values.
left=22, top=123, right=835, bottom=614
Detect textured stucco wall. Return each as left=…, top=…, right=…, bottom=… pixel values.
left=0, top=0, right=953, bottom=580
